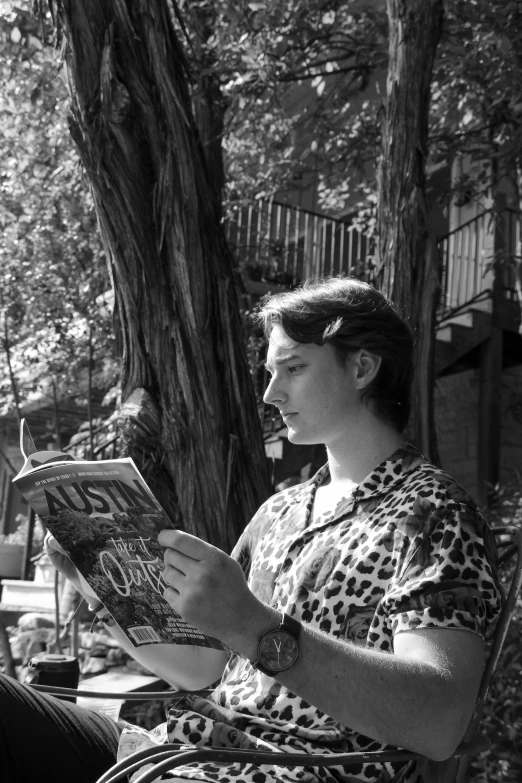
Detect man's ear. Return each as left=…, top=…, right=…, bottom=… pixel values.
left=353, top=350, right=382, bottom=389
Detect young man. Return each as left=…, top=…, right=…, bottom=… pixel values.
left=1, top=278, right=500, bottom=783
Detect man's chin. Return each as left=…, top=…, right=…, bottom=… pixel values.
left=286, top=429, right=315, bottom=446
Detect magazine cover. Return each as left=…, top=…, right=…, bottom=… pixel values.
left=13, top=420, right=225, bottom=650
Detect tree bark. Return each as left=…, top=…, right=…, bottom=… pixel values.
left=376, top=0, right=443, bottom=464
left=187, top=3, right=228, bottom=215
left=47, top=0, right=270, bottom=550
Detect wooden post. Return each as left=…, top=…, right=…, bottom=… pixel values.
left=21, top=507, right=36, bottom=580
left=478, top=327, right=503, bottom=509
left=70, top=592, right=81, bottom=658
left=477, top=197, right=505, bottom=509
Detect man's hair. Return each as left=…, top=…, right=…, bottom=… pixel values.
left=255, top=277, right=414, bottom=432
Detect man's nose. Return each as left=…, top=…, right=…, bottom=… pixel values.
left=263, top=374, right=286, bottom=407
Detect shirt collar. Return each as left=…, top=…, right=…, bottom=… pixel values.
left=308, top=441, right=425, bottom=508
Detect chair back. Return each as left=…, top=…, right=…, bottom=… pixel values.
left=464, top=525, right=522, bottom=738
left=450, top=524, right=522, bottom=783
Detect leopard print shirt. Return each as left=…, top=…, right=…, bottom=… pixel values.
left=118, top=444, right=501, bottom=783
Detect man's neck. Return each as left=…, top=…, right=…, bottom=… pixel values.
left=325, top=417, right=405, bottom=487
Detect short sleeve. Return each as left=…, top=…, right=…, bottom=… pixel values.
left=230, top=521, right=254, bottom=578
left=382, top=501, right=501, bottom=641
left=230, top=501, right=277, bottom=579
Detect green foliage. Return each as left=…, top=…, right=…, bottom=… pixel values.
left=217, top=0, right=522, bottom=220
left=0, top=0, right=118, bottom=413
left=173, top=0, right=387, bottom=217
left=221, top=0, right=386, bottom=204
left=469, top=483, right=522, bottom=782
left=430, top=0, right=522, bottom=206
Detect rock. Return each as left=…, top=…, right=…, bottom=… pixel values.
left=17, top=628, right=55, bottom=662
left=17, top=613, right=55, bottom=631
left=81, top=656, right=107, bottom=675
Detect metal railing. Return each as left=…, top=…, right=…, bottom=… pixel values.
left=63, top=418, right=120, bottom=461
left=438, top=208, right=520, bottom=319
left=503, top=207, right=521, bottom=296
left=234, top=201, right=521, bottom=435
left=225, top=199, right=372, bottom=285
left=227, top=199, right=520, bottom=321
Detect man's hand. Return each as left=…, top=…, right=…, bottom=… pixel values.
left=158, top=529, right=274, bottom=655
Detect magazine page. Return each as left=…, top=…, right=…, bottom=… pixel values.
left=14, top=458, right=225, bottom=650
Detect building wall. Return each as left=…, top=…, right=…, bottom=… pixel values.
left=435, top=365, right=522, bottom=505
left=435, top=369, right=480, bottom=501
left=500, top=366, right=522, bottom=485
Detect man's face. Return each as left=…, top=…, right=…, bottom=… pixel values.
left=263, top=324, right=364, bottom=447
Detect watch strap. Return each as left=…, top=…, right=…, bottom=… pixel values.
left=280, top=612, right=301, bottom=640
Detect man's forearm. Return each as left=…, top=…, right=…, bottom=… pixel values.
left=97, top=613, right=229, bottom=691
left=237, top=606, right=481, bottom=761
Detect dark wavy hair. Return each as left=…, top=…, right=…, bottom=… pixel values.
left=255, top=277, right=414, bottom=432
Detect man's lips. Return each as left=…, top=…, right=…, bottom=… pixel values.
left=282, top=412, right=298, bottom=420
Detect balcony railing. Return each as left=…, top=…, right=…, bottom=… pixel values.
left=227, top=199, right=520, bottom=321
left=230, top=200, right=521, bottom=436
left=439, top=208, right=520, bottom=318
left=226, top=199, right=372, bottom=285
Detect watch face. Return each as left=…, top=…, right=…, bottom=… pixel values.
left=258, top=630, right=299, bottom=672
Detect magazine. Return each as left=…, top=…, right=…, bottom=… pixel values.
left=13, top=420, right=225, bottom=650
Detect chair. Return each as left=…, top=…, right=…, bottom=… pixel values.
left=30, top=525, right=522, bottom=783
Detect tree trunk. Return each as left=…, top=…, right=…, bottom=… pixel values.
left=187, top=4, right=228, bottom=215
left=376, top=0, right=443, bottom=464
left=47, top=0, right=270, bottom=551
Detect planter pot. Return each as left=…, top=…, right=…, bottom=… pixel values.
left=0, top=543, right=24, bottom=579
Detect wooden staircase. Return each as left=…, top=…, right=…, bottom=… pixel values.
left=435, top=299, right=493, bottom=376
left=435, top=295, right=521, bottom=377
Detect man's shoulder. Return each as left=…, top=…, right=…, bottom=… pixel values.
left=396, top=458, right=480, bottom=512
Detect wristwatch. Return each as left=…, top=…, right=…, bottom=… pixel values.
left=252, top=612, right=301, bottom=676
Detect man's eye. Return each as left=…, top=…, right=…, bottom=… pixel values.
left=288, top=365, right=304, bottom=374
